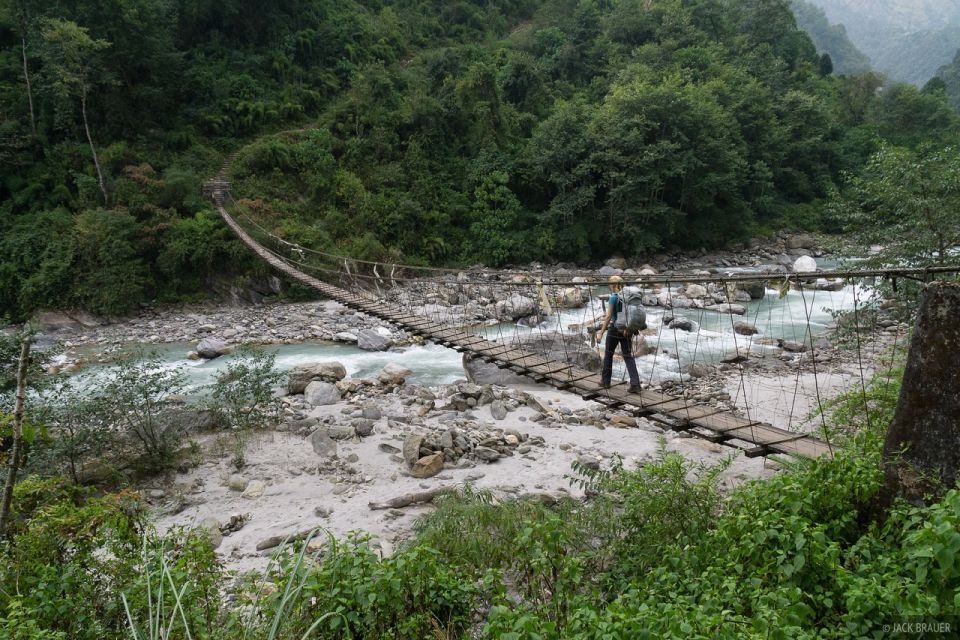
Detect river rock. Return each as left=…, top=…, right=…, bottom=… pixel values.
left=410, top=453, right=444, bottom=479
left=196, top=338, right=229, bottom=359
left=403, top=435, right=424, bottom=467
left=667, top=317, right=694, bottom=332
left=707, top=303, right=746, bottom=315
left=326, top=424, right=356, bottom=441
left=605, top=256, right=627, bottom=270
left=473, top=446, right=500, bottom=462
left=304, top=381, right=341, bottom=406
left=310, top=429, right=338, bottom=457
left=599, top=265, right=623, bottom=277
left=378, top=363, right=412, bottom=386
left=778, top=339, right=808, bottom=353
left=685, top=284, right=708, bottom=298
left=490, top=401, right=508, bottom=420
left=242, top=480, right=266, bottom=499
left=287, top=362, right=347, bottom=393
left=686, top=363, right=711, bottom=379
left=496, top=295, right=537, bottom=320
left=786, top=234, right=816, bottom=250
left=357, top=329, right=392, bottom=351
left=744, top=282, right=767, bottom=300
left=792, top=255, right=817, bottom=273
left=361, top=403, right=382, bottom=420
left=197, top=517, right=223, bottom=549
left=228, top=474, right=248, bottom=492
left=733, top=322, right=759, bottom=336
left=557, top=287, right=586, bottom=308
left=353, top=419, right=374, bottom=437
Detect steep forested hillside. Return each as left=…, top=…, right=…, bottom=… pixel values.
left=789, top=0, right=871, bottom=75
left=1, top=0, right=957, bottom=321
left=807, top=0, right=960, bottom=84
left=935, top=49, right=960, bottom=111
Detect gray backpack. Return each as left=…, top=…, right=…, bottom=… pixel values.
left=615, top=286, right=647, bottom=334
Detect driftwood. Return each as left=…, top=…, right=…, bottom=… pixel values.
left=368, top=486, right=456, bottom=510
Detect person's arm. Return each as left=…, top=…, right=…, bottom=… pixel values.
left=595, top=302, right=614, bottom=342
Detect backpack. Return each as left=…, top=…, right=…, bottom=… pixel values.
left=614, top=286, right=647, bottom=335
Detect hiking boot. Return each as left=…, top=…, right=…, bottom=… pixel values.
left=628, top=384, right=642, bottom=394
left=600, top=382, right=611, bottom=389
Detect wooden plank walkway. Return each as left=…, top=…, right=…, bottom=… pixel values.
left=209, top=185, right=831, bottom=459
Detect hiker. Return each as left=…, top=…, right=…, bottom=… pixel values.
left=595, top=275, right=642, bottom=393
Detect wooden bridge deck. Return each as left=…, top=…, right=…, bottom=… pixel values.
left=208, top=182, right=831, bottom=459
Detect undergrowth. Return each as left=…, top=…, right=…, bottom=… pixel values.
left=3, top=368, right=959, bottom=639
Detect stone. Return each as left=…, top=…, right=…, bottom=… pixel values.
left=378, top=363, right=412, bottom=386
left=792, top=255, right=818, bottom=273
left=733, top=322, right=759, bottom=336
left=287, top=362, right=347, bottom=393
left=335, top=331, right=358, bottom=343
left=557, top=287, right=586, bottom=308
left=707, top=303, right=746, bottom=315
left=667, top=317, right=695, bottom=332
left=361, top=403, right=382, bottom=420
left=379, top=443, right=401, bottom=454
left=473, top=446, right=500, bottom=462
left=490, top=401, right=508, bottom=421
left=357, top=329, right=392, bottom=351
left=605, top=256, right=627, bottom=270
left=242, top=480, right=266, bottom=499
left=403, top=435, right=424, bottom=467
left=228, top=474, right=248, bottom=492
left=495, top=294, right=537, bottom=320
left=577, top=455, right=601, bottom=471
left=304, top=381, right=341, bottom=406
left=611, top=415, right=636, bottom=427
left=786, top=234, right=816, bottom=250
left=197, top=517, right=223, bottom=549
left=744, top=282, right=767, bottom=300
left=314, top=505, right=333, bottom=518
left=685, top=284, right=708, bottom=298
left=411, top=453, right=444, bottom=479
left=504, top=434, right=520, bottom=445
left=326, top=424, right=356, bottom=440
left=353, top=419, right=375, bottom=437
left=598, top=265, right=623, bottom=277
left=310, top=429, right=338, bottom=457
left=778, top=340, right=808, bottom=353
left=686, top=363, right=711, bottom=379
left=196, top=338, right=229, bottom=359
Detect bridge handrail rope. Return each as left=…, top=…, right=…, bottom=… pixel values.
left=219, top=192, right=960, bottom=287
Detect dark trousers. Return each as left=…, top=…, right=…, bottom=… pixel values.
left=601, top=328, right=640, bottom=386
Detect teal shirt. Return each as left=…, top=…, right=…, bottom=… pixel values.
left=609, top=293, right=620, bottom=325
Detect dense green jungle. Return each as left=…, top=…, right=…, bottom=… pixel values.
left=2, top=2, right=960, bottom=637
left=1, top=0, right=959, bottom=321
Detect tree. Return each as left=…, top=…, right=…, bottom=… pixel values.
left=0, top=336, right=30, bottom=536
left=1, top=0, right=42, bottom=135
left=40, top=18, right=111, bottom=204
left=838, top=144, right=960, bottom=267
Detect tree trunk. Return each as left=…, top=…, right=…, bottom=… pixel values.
left=81, top=89, right=107, bottom=204
left=879, top=282, right=960, bottom=508
left=20, top=29, right=36, bottom=136
left=0, top=338, right=32, bottom=537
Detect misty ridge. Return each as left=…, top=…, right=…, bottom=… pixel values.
left=804, top=0, right=960, bottom=84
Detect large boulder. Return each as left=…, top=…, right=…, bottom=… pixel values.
left=357, top=329, right=392, bottom=351
left=378, top=362, right=412, bottom=386
left=496, top=295, right=537, bottom=320
left=792, top=255, right=818, bottom=274
left=287, top=361, right=347, bottom=394
left=706, top=303, right=746, bottom=315
left=410, top=453, right=444, bottom=479
left=744, top=282, right=767, bottom=300
left=598, top=265, right=623, bottom=277
left=556, top=287, right=586, bottom=308
left=310, top=428, right=338, bottom=457
left=605, top=256, right=628, bottom=270
left=786, top=234, right=816, bottom=250
left=684, top=284, right=708, bottom=298
left=733, top=321, right=759, bottom=336
left=196, top=338, right=229, bottom=359
left=304, top=381, right=341, bottom=406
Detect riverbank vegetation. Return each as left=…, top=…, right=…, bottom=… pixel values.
left=2, top=0, right=959, bottom=322
left=2, top=333, right=959, bottom=638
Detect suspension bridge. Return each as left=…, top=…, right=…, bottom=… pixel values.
left=203, top=173, right=957, bottom=461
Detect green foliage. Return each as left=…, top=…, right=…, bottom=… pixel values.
left=0, top=478, right=145, bottom=639
left=832, top=143, right=960, bottom=269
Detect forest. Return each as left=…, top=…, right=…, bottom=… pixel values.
left=1, top=0, right=958, bottom=319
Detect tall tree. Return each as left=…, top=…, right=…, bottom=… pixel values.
left=1, top=0, right=41, bottom=134
left=40, top=18, right=111, bottom=204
